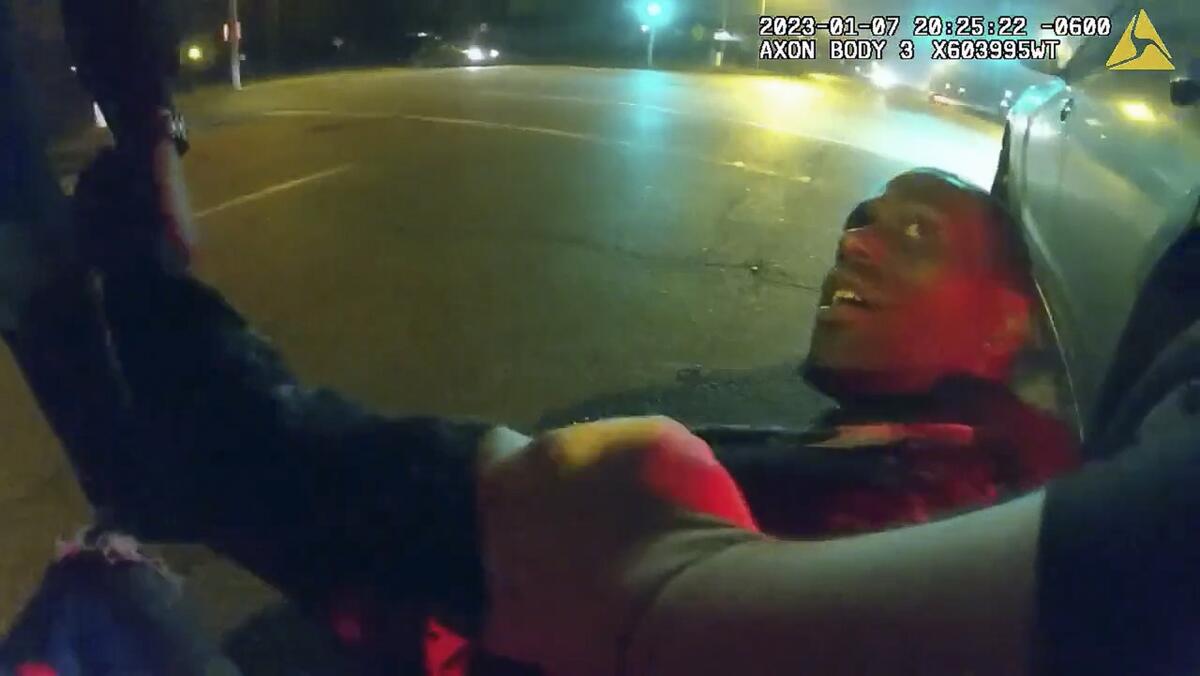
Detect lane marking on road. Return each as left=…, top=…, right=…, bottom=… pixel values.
left=196, top=164, right=355, bottom=219
left=262, top=109, right=392, bottom=120
left=477, top=90, right=683, bottom=116
left=246, top=109, right=817, bottom=183
left=400, top=114, right=610, bottom=144
left=559, top=65, right=623, bottom=74
left=468, top=89, right=997, bottom=186
left=398, top=115, right=814, bottom=183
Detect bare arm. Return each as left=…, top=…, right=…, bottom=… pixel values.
left=629, top=493, right=1042, bottom=675
left=480, top=417, right=1200, bottom=676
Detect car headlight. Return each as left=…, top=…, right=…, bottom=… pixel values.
left=465, top=46, right=486, bottom=62
left=489, top=48, right=500, bottom=59
left=869, top=65, right=899, bottom=90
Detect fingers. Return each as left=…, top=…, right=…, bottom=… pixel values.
left=637, top=421, right=760, bottom=531
left=540, top=416, right=690, bottom=471
left=477, top=417, right=684, bottom=498
left=477, top=417, right=758, bottom=537
left=477, top=417, right=762, bottom=670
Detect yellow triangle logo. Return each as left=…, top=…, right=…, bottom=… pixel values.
left=1106, top=9, right=1174, bottom=70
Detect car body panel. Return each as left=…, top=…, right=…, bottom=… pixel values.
left=1006, top=0, right=1200, bottom=435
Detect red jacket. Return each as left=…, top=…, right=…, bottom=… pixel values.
left=722, top=375, right=1080, bottom=538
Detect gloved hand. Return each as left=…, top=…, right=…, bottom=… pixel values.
left=476, top=417, right=762, bottom=675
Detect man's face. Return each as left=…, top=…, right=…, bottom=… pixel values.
left=808, top=172, right=1026, bottom=394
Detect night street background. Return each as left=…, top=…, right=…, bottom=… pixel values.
left=0, top=63, right=1009, bottom=653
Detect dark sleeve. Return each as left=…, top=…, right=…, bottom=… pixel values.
left=695, top=426, right=905, bottom=538
left=1036, top=421, right=1200, bottom=675
left=94, top=266, right=492, bottom=633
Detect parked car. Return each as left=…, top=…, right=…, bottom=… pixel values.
left=996, top=0, right=1200, bottom=448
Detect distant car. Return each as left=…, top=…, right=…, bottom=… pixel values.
left=996, top=0, right=1200, bottom=446
left=409, top=32, right=503, bottom=67
left=864, top=60, right=943, bottom=109
left=927, top=60, right=1044, bottom=120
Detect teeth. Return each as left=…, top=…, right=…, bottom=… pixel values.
left=832, top=289, right=864, bottom=305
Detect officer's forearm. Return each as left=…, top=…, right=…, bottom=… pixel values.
left=627, top=494, right=1042, bottom=676
left=629, top=421, right=1200, bottom=676
left=98, top=266, right=493, bottom=629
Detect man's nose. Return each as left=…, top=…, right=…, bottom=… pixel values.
left=837, top=228, right=879, bottom=265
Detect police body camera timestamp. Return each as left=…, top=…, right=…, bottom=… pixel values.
left=757, top=14, right=1068, bottom=63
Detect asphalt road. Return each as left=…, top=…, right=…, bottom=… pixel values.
left=0, top=65, right=1003, bottom=644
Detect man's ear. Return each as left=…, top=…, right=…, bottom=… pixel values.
left=987, top=286, right=1032, bottom=358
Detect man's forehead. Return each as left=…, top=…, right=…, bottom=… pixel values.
left=873, top=174, right=998, bottom=241
left=882, top=172, right=980, bottom=207
left=878, top=172, right=1001, bottom=266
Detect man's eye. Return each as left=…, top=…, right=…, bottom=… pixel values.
left=905, top=222, right=922, bottom=240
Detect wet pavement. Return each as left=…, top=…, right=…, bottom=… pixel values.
left=0, top=65, right=1003, bottom=642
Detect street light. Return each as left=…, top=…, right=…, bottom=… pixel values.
left=639, top=1, right=670, bottom=68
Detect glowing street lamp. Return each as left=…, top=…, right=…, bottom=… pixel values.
left=640, top=2, right=670, bottom=68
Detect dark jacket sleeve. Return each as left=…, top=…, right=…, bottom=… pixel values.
left=94, top=266, right=493, bottom=630
left=10, top=263, right=493, bottom=644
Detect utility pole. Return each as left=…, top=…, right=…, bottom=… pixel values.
left=643, top=2, right=663, bottom=68
left=266, top=0, right=281, bottom=72
left=755, top=0, right=766, bottom=69
left=228, top=0, right=242, bottom=90
left=716, top=0, right=729, bottom=67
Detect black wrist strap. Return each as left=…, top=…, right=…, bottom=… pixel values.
left=1037, top=422, right=1200, bottom=675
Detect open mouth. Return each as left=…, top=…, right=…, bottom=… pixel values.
left=819, top=280, right=873, bottom=311
left=818, top=266, right=879, bottom=315
left=828, top=288, right=869, bottom=308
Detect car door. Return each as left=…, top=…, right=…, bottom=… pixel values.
left=1011, top=2, right=1127, bottom=427
left=1051, top=0, right=1200, bottom=422
left=1015, top=66, right=1075, bottom=273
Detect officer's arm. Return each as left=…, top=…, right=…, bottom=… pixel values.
left=2, top=2, right=491, bottom=644
left=480, top=418, right=1200, bottom=676
left=95, top=264, right=493, bottom=630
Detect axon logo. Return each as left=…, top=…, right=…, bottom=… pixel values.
left=1106, top=9, right=1173, bottom=71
